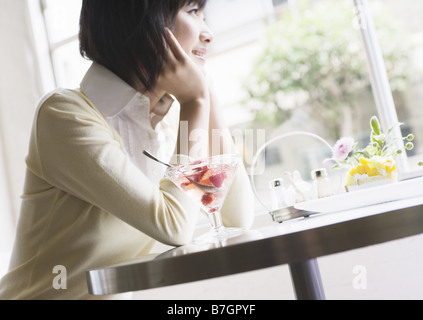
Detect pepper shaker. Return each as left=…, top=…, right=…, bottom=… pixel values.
left=311, top=168, right=332, bottom=199
left=269, top=178, right=286, bottom=210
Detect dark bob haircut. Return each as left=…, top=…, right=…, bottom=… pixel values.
left=79, top=0, right=208, bottom=92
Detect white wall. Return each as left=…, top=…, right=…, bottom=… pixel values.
left=0, top=0, right=44, bottom=258
left=0, top=138, right=14, bottom=253
left=0, top=136, right=14, bottom=277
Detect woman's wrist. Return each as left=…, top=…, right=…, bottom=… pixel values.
left=179, top=96, right=210, bottom=121
left=177, top=96, right=210, bottom=159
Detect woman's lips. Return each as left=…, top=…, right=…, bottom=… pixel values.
left=192, top=48, right=207, bottom=61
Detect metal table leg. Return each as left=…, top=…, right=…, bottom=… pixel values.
left=289, top=258, right=326, bottom=300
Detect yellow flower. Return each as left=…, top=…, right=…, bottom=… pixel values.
left=347, top=156, right=397, bottom=184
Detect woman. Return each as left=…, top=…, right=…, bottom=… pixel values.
left=0, top=0, right=254, bottom=300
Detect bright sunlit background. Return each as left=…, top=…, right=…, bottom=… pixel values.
left=1, top=0, right=423, bottom=299
left=27, top=0, right=423, bottom=203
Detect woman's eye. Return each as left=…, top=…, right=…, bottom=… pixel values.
left=189, top=8, right=199, bottom=15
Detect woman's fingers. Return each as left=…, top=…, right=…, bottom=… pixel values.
left=158, top=28, right=209, bottom=105
left=164, top=28, right=187, bottom=62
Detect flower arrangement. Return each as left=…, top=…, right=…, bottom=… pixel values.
left=330, top=116, right=417, bottom=190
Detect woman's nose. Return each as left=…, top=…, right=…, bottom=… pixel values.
left=200, top=24, right=214, bottom=44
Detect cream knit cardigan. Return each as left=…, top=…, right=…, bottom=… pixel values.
left=0, top=89, right=254, bottom=300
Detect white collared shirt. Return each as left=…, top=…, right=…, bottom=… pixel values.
left=80, top=62, right=179, bottom=185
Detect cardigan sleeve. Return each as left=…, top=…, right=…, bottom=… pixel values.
left=31, top=90, right=201, bottom=246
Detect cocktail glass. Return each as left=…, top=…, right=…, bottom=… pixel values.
left=166, top=154, right=243, bottom=244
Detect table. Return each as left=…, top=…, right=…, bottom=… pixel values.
left=86, top=195, right=423, bottom=300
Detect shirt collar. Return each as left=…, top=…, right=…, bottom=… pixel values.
left=80, top=62, right=174, bottom=123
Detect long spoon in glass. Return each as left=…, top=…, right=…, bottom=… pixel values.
left=143, top=150, right=222, bottom=192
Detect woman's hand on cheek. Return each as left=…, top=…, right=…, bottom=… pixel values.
left=157, top=28, right=209, bottom=106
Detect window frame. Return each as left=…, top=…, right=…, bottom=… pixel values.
left=353, top=0, right=414, bottom=174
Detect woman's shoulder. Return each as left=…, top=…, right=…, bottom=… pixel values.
left=36, top=88, right=106, bottom=120
left=38, top=88, right=92, bottom=109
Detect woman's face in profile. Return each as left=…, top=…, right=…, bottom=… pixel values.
left=173, top=3, right=214, bottom=67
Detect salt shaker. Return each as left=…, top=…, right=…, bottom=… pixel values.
left=311, top=168, right=332, bottom=199
left=269, top=178, right=286, bottom=210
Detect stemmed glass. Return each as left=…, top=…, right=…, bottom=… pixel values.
left=165, top=154, right=243, bottom=244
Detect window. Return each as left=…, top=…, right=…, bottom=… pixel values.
left=30, top=0, right=90, bottom=91
left=368, top=0, right=423, bottom=172
left=30, top=0, right=423, bottom=211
